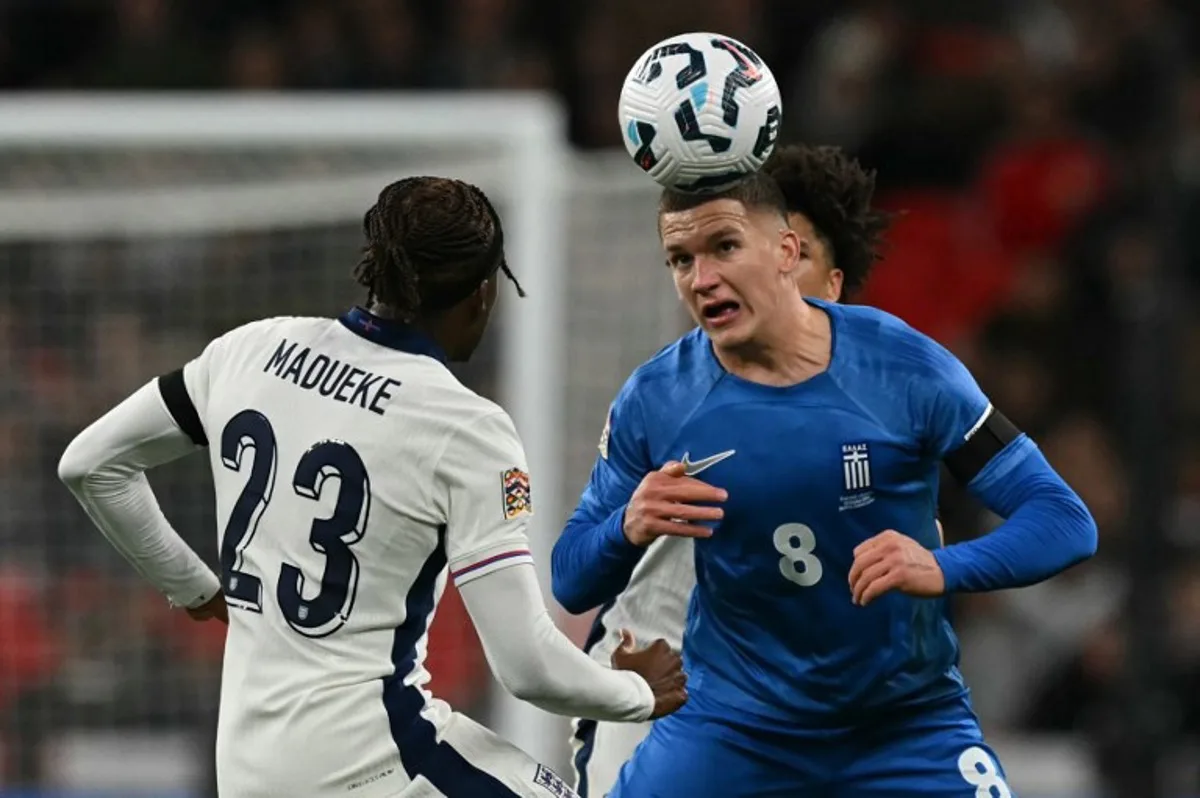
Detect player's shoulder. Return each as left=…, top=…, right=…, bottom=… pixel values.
left=617, top=327, right=718, bottom=409
left=439, top=381, right=512, bottom=430
left=822, top=300, right=957, bottom=379
left=209, top=314, right=331, bottom=352
left=426, top=384, right=524, bottom=473
left=397, top=357, right=516, bottom=443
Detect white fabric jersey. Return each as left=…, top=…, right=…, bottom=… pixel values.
left=123, top=310, right=653, bottom=798
left=572, top=536, right=694, bottom=796
left=583, top=536, right=694, bottom=665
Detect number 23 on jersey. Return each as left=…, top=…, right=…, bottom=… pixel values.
left=219, top=409, right=369, bottom=638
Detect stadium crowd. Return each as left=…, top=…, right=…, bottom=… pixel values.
left=2, top=0, right=1200, bottom=793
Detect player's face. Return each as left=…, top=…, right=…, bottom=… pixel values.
left=661, top=199, right=805, bottom=350
left=788, top=212, right=843, bottom=303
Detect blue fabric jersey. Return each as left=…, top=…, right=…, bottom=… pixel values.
left=556, top=299, right=1095, bottom=732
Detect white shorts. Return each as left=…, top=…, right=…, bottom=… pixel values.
left=219, top=706, right=578, bottom=798
left=569, top=718, right=653, bottom=798
left=391, top=711, right=580, bottom=798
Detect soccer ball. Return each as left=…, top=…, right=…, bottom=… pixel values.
left=618, top=32, right=782, bottom=194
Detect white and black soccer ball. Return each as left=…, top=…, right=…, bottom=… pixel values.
left=619, top=32, right=782, bottom=194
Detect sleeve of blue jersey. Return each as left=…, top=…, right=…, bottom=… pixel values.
left=550, top=384, right=651, bottom=614
left=909, top=331, right=1097, bottom=592
left=933, top=435, right=1098, bottom=593
left=911, top=333, right=993, bottom=459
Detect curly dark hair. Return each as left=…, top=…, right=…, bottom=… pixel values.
left=353, top=176, right=524, bottom=321
left=763, top=144, right=891, bottom=297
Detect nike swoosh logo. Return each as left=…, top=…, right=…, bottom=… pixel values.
left=680, top=449, right=736, bottom=476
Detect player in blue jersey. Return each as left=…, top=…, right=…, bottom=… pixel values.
left=551, top=171, right=1098, bottom=797
left=561, top=143, right=899, bottom=798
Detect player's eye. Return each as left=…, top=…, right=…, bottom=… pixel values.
left=668, top=254, right=693, bottom=270
left=717, top=239, right=739, bottom=254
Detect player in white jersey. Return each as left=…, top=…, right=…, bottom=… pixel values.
left=59, top=176, right=687, bottom=798
left=556, top=146, right=895, bottom=796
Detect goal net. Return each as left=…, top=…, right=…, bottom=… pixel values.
left=0, top=94, right=686, bottom=796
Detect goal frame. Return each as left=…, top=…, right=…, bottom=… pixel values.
left=0, top=92, right=569, bottom=761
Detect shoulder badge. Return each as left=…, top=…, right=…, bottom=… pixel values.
left=598, top=408, right=612, bottom=460
left=501, top=467, right=532, bottom=520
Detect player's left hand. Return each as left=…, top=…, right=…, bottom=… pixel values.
left=848, top=530, right=944, bottom=607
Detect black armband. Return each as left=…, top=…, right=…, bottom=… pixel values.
left=158, top=368, right=208, bottom=447
left=942, top=407, right=1020, bottom=485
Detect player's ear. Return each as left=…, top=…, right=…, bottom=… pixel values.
left=470, top=278, right=496, bottom=320
left=826, top=267, right=845, bottom=302
left=779, top=227, right=803, bottom=277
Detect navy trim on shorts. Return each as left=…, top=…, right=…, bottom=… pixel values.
left=571, top=719, right=599, bottom=798
left=384, top=525, right=519, bottom=796
left=571, top=597, right=617, bottom=797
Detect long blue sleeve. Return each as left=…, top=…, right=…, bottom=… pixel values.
left=933, top=436, right=1098, bottom=592
left=551, top=386, right=654, bottom=614
left=904, top=327, right=1098, bottom=593
left=552, top=502, right=645, bottom=614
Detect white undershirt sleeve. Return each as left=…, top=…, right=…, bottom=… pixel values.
left=58, top=380, right=222, bottom=609
left=458, top=562, right=655, bottom=723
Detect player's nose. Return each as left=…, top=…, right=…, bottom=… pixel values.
left=690, top=254, right=723, bottom=292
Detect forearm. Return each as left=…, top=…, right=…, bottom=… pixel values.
left=935, top=439, right=1098, bottom=592
left=461, top=563, right=654, bottom=722
left=550, top=504, right=645, bottom=614
left=58, top=381, right=221, bottom=608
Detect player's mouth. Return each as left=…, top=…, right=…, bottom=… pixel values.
left=701, top=300, right=741, bottom=328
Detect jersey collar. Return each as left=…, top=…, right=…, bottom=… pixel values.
left=338, top=307, right=448, bottom=364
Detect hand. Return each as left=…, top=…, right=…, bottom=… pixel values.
left=186, top=592, right=228, bottom=624
left=610, top=629, right=688, bottom=719
left=848, top=530, right=945, bottom=607
left=622, top=461, right=726, bottom=547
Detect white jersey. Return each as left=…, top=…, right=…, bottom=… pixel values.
left=173, top=310, right=542, bottom=797
left=572, top=537, right=694, bottom=796
left=583, top=537, right=693, bottom=665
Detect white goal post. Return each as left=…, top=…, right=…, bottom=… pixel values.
left=0, top=94, right=687, bottom=786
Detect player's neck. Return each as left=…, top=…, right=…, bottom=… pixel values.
left=367, top=302, right=455, bottom=355
left=715, top=298, right=832, bottom=387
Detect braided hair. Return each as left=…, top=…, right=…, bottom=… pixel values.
left=353, top=177, right=525, bottom=321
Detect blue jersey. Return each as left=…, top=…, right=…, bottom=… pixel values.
left=575, top=299, right=1003, bottom=728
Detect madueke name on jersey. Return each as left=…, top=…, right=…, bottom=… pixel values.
left=263, top=337, right=402, bottom=416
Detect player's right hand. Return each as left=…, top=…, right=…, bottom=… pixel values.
left=186, top=592, right=229, bottom=625
left=622, top=461, right=726, bottom=547
left=610, top=630, right=688, bottom=719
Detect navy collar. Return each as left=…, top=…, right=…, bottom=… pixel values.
left=338, top=307, right=448, bottom=364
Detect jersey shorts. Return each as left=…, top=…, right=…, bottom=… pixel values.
left=570, top=717, right=652, bottom=798
left=388, top=707, right=581, bottom=798
left=609, top=690, right=1013, bottom=798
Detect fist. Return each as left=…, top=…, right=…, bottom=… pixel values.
left=848, top=530, right=945, bottom=607
left=186, top=592, right=229, bottom=624
left=610, top=630, right=688, bottom=719
left=622, top=462, right=726, bottom=547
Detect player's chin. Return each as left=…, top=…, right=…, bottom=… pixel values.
left=701, top=312, right=751, bottom=347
